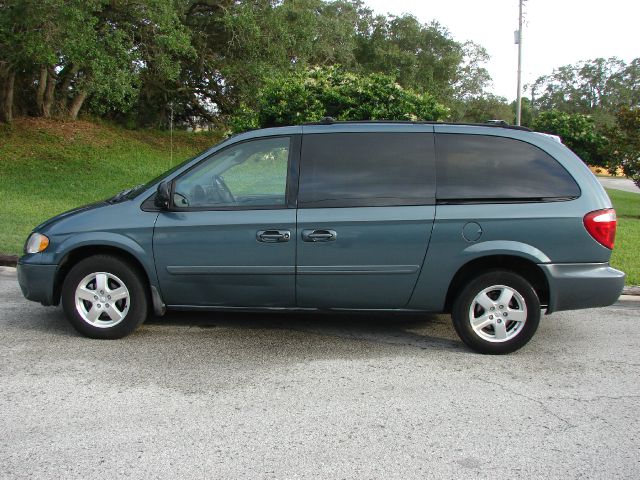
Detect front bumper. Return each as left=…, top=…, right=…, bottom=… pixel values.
left=540, top=263, right=625, bottom=313
left=17, top=260, right=58, bottom=306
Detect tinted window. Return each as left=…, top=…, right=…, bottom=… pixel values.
left=173, top=137, right=290, bottom=209
left=435, top=134, right=580, bottom=200
left=299, top=133, right=435, bottom=208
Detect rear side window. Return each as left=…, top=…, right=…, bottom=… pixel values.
left=299, top=132, right=435, bottom=208
left=435, top=134, right=581, bottom=201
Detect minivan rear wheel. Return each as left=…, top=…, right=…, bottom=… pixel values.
left=452, top=270, right=540, bottom=354
left=61, top=255, right=149, bottom=339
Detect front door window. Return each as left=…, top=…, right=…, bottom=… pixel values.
left=173, top=137, right=290, bottom=209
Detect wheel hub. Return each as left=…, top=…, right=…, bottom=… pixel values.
left=468, top=284, right=527, bottom=343
left=74, top=272, right=130, bottom=328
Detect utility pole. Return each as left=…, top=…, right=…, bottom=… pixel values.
left=169, top=102, right=174, bottom=168
left=515, top=0, right=524, bottom=126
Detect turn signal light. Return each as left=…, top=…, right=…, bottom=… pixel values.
left=25, top=233, right=50, bottom=254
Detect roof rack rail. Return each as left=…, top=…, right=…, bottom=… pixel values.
left=302, top=118, right=532, bottom=132
left=316, top=116, right=336, bottom=125
left=485, top=119, right=509, bottom=126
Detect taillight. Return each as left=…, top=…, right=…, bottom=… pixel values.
left=583, top=209, right=617, bottom=250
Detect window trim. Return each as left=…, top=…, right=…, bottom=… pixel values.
left=434, top=133, right=582, bottom=202
left=297, top=132, right=436, bottom=209
left=436, top=196, right=578, bottom=205
left=167, top=135, right=300, bottom=212
left=298, top=197, right=436, bottom=209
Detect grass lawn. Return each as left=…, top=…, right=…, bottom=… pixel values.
left=0, top=118, right=222, bottom=255
left=1, top=119, right=638, bottom=285
left=606, top=188, right=640, bottom=285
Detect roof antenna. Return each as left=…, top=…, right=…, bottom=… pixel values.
left=318, top=116, right=335, bottom=125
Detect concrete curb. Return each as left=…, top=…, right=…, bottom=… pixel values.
left=623, top=286, right=640, bottom=296
left=0, top=255, right=18, bottom=267
left=618, top=295, right=640, bottom=303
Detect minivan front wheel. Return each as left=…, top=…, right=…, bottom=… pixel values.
left=61, top=255, right=149, bottom=339
left=452, top=271, right=541, bottom=354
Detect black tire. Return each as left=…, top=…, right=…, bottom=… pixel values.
left=61, top=255, right=149, bottom=339
left=451, top=270, right=541, bottom=354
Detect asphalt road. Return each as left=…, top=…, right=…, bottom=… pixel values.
left=1, top=266, right=639, bottom=479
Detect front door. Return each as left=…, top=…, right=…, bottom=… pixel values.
left=153, top=135, right=298, bottom=307
left=296, top=128, right=436, bottom=309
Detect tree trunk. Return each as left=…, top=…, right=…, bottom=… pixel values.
left=58, top=64, right=77, bottom=113
left=0, top=66, right=4, bottom=121
left=36, top=66, right=47, bottom=115
left=68, top=90, right=88, bottom=120
left=43, top=67, right=56, bottom=118
left=0, top=68, right=15, bottom=123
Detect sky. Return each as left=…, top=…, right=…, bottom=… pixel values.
left=363, top=0, right=640, bottom=101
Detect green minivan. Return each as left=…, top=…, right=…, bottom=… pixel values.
left=17, top=120, right=625, bottom=353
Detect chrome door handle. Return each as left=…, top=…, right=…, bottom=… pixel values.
left=302, top=229, right=337, bottom=242
left=257, top=230, right=291, bottom=243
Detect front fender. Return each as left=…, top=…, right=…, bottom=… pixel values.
left=42, top=231, right=158, bottom=288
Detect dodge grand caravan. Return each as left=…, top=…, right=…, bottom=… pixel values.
left=17, top=120, right=625, bottom=354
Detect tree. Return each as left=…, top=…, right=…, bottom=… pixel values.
left=220, top=0, right=365, bottom=110
left=530, top=57, right=639, bottom=124
left=0, top=0, right=493, bottom=126
left=231, top=66, right=447, bottom=132
left=171, top=1, right=469, bottom=129
left=605, top=107, right=640, bottom=187
left=354, top=14, right=488, bottom=104
left=0, top=0, right=193, bottom=121
left=124, top=0, right=368, bottom=127
left=453, top=41, right=491, bottom=101
left=510, top=97, right=533, bottom=127
left=531, top=110, right=606, bottom=166
left=454, top=94, right=511, bottom=123
left=0, top=0, right=58, bottom=122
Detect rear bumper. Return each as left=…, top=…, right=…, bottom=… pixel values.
left=540, top=263, right=625, bottom=313
left=17, top=260, right=58, bottom=306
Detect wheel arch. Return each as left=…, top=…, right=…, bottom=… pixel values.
left=443, top=255, right=550, bottom=313
left=53, top=245, right=152, bottom=306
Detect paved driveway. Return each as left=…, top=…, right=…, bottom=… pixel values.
left=598, top=176, right=640, bottom=194
left=1, top=267, right=639, bottom=479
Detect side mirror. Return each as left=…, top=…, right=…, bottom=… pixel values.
left=154, top=181, right=171, bottom=210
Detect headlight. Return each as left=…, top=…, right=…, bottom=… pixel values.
left=25, top=233, right=50, bottom=254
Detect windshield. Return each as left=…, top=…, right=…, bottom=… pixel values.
left=113, top=144, right=222, bottom=202
left=141, top=149, right=211, bottom=191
